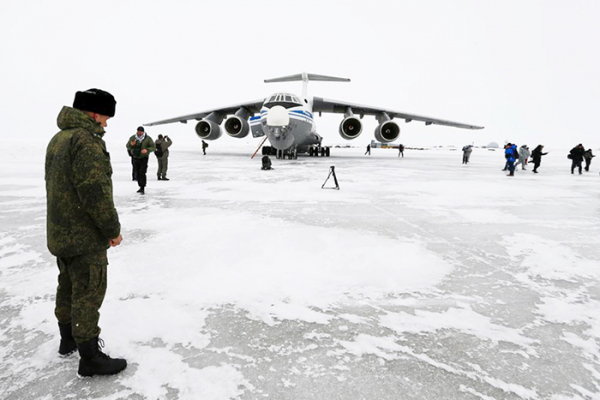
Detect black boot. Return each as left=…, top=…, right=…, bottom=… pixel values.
left=77, top=337, right=127, bottom=377
left=58, top=323, right=77, bottom=357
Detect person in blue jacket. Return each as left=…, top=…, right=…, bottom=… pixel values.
left=505, top=143, right=518, bottom=176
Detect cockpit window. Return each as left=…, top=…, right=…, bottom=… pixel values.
left=264, top=93, right=302, bottom=109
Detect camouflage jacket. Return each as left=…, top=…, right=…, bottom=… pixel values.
left=45, top=106, right=121, bottom=257
left=126, top=134, right=155, bottom=159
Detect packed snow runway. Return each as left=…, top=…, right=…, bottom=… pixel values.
left=1, top=142, right=599, bottom=399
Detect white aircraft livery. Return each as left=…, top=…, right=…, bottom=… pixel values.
left=144, top=73, right=483, bottom=159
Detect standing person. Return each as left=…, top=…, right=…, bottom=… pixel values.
left=531, top=144, right=548, bottom=173
left=398, top=144, right=404, bottom=158
left=45, top=88, right=127, bottom=377
left=365, top=144, right=371, bottom=155
left=462, top=145, right=473, bottom=164
left=514, top=144, right=531, bottom=170
left=202, top=140, right=208, bottom=155
left=126, top=127, right=155, bottom=194
left=569, top=144, right=585, bottom=175
left=505, top=143, right=518, bottom=176
left=155, top=134, right=172, bottom=181
left=584, top=148, right=595, bottom=171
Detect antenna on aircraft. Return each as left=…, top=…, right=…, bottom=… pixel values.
left=265, top=72, right=350, bottom=99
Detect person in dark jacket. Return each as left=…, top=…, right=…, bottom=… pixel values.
left=365, top=144, right=371, bottom=155
left=202, top=140, right=208, bottom=155
left=584, top=148, right=595, bottom=172
left=126, top=127, right=155, bottom=194
left=45, top=88, right=127, bottom=377
left=398, top=144, right=404, bottom=158
left=261, top=155, right=273, bottom=170
left=462, top=145, right=473, bottom=164
left=569, top=144, right=586, bottom=174
left=531, top=144, right=548, bottom=173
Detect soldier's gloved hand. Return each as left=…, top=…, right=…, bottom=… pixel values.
left=110, top=234, right=123, bottom=247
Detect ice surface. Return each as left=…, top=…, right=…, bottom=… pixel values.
left=1, top=141, right=599, bottom=399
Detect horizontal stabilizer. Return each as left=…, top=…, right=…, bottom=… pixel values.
left=265, top=72, right=350, bottom=83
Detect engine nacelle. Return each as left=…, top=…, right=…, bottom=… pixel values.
left=224, top=116, right=250, bottom=138
left=374, top=121, right=400, bottom=143
left=195, top=120, right=222, bottom=140
left=339, top=116, right=363, bottom=140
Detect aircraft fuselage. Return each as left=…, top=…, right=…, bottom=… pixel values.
left=250, top=92, right=322, bottom=154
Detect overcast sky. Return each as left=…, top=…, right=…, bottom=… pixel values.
left=1, top=0, right=599, bottom=149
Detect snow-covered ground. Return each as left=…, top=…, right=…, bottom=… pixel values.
left=1, top=141, right=599, bottom=400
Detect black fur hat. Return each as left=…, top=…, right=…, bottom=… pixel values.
left=73, top=89, right=116, bottom=117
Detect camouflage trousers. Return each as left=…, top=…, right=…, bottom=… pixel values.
left=54, top=251, right=107, bottom=343
left=157, top=155, right=169, bottom=178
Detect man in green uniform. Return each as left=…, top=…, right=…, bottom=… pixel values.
left=126, top=126, right=155, bottom=194
left=45, top=88, right=127, bottom=377
left=154, top=134, right=173, bottom=180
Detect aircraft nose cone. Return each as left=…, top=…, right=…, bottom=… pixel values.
left=266, top=105, right=289, bottom=127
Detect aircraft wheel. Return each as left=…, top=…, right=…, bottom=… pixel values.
left=325, top=147, right=330, bottom=157
left=309, top=148, right=313, bottom=156
left=262, top=146, right=270, bottom=156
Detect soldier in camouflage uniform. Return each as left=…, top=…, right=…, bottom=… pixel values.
left=45, top=88, right=127, bottom=377
left=126, top=126, right=155, bottom=194
left=154, top=134, right=172, bottom=180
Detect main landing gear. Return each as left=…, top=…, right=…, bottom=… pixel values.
left=262, top=146, right=298, bottom=160
left=308, top=146, right=330, bottom=157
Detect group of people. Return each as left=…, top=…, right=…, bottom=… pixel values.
left=501, top=142, right=595, bottom=176
left=42, top=87, right=599, bottom=380
left=568, top=143, right=595, bottom=174
left=126, top=127, right=173, bottom=194
left=364, top=143, right=405, bottom=157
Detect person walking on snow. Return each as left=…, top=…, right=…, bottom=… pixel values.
left=505, top=143, right=518, bottom=176
left=584, top=148, right=595, bottom=172
left=462, top=145, right=473, bottom=164
left=126, top=126, right=155, bottom=194
left=531, top=144, right=547, bottom=173
left=398, top=144, right=404, bottom=158
left=569, top=143, right=585, bottom=175
left=514, top=145, right=530, bottom=170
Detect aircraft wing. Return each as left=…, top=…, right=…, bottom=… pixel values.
left=144, top=99, right=266, bottom=126
left=312, top=97, right=483, bottom=130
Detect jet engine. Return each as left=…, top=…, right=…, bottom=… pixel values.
left=195, top=120, right=222, bottom=140
left=224, top=108, right=251, bottom=138
left=374, top=112, right=400, bottom=143
left=195, top=112, right=223, bottom=140
left=339, top=107, right=362, bottom=140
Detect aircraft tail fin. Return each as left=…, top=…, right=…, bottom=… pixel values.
left=265, top=72, right=350, bottom=98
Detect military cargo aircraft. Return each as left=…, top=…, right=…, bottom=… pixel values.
left=144, top=73, right=483, bottom=159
